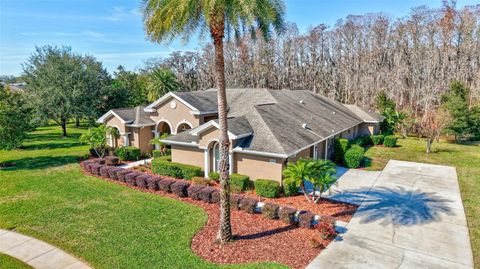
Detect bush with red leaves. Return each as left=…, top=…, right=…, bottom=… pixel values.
left=93, top=158, right=106, bottom=165
left=99, top=166, right=111, bottom=177
left=91, top=164, right=103, bottom=175
left=84, top=163, right=96, bottom=173
left=230, top=194, right=242, bottom=210
left=171, top=181, right=190, bottom=197
left=298, top=211, right=315, bottom=228
left=262, top=203, right=279, bottom=219
left=239, top=197, right=257, bottom=214
left=104, top=156, right=120, bottom=166
left=199, top=187, right=216, bottom=203
left=108, top=168, right=123, bottom=180
left=315, top=221, right=337, bottom=239
left=188, top=185, right=205, bottom=200
left=146, top=176, right=161, bottom=190
left=117, top=170, right=133, bottom=182
left=80, top=160, right=95, bottom=170
left=125, top=172, right=141, bottom=186
left=279, top=207, right=297, bottom=225
left=211, top=189, right=220, bottom=204
left=135, top=175, right=150, bottom=189
left=157, top=179, right=175, bottom=192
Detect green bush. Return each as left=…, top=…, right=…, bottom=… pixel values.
left=343, top=145, right=365, bottom=168
left=230, top=173, right=250, bottom=193
left=334, top=138, right=350, bottom=164
left=383, top=135, right=398, bottom=147
left=157, top=155, right=171, bottom=162
left=283, top=178, right=298, bottom=197
left=371, top=135, right=385, bottom=145
left=254, top=179, right=281, bottom=198
left=152, top=150, right=162, bottom=158
left=151, top=159, right=202, bottom=179
left=208, top=171, right=220, bottom=181
left=351, top=136, right=372, bottom=146
left=115, top=146, right=140, bottom=161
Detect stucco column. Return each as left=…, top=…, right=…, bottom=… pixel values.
left=122, top=134, right=129, bottom=147
left=204, top=149, right=210, bottom=178
left=229, top=152, right=233, bottom=175
left=109, top=134, right=114, bottom=147
left=313, top=144, right=318, bottom=160
left=324, top=139, right=328, bottom=160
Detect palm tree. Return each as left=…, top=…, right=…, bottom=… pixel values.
left=283, top=159, right=315, bottom=202
left=309, top=160, right=337, bottom=203
left=142, top=0, right=285, bottom=243
left=150, top=133, right=170, bottom=155
left=147, top=68, right=180, bottom=102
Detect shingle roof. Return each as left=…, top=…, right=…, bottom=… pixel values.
left=111, top=106, right=155, bottom=127
left=344, top=104, right=384, bottom=122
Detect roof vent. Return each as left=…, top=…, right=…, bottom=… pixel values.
left=332, top=111, right=336, bottom=114
left=332, top=129, right=335, bottom=133
left=299, top=100, right=305, bottom=104
left=302, top=123, right=308, bottom=129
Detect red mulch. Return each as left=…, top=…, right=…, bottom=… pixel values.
left=83, top=168, right=356, bottom=269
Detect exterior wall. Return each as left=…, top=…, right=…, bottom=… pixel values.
left=104, top=115, right=127, bottom=134
left=171, top=145, right=205, bottom=168
left=137, top=127, right=154, bottom=153
left=234, top=153, right=284, bottom=182
left=200, top=114, right=219, bottom=124
left=358, top=123, right=379, bottom=136
left=198, top=127, right=234, bottom=150
left=340, top=125, right=358, bottom=140
left=149, top=96, right=201, bottom=134
left=289, top=146, right=312, bottom=163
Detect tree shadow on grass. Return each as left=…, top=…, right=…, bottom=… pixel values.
left=328, top=186, right=454, bottom=226
left=234, top=225, right=299, bottom=241
left=21, top=142, right=82, bottom=151
left=0, top=155, right=81, bottom=171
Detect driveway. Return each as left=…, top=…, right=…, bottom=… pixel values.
left=307, top=160, right=474, bottom=269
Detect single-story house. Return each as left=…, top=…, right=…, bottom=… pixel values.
left=97, top=88, right=383, bottom=183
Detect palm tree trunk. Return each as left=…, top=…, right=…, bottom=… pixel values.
left=211, top=24, right=233, bottom=244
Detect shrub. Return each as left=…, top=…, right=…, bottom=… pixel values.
left=136, top=175, right=150, bottom=189
left=383, top=135, right=398, bottom=147
left=211, top=189, right=221, bottom=203
left=157, top=155, right=172, bottom=162
left=117, top=170, right=133, bottom=182
left=199, top=187, right=217, bottom=203
left=334, top=138, right=350, bottom=164
left=371, top=135, right=385, bottom=145
left=351, top=136, right=372, bottom=146
left=316, top=221, right=337, bottom=239
left=104, top=156, right=120, bottom=166
left=298, top=211, right=315, bottom=228
left=93, top=158, right=106, bottom=164
left=318, top=215, right=337, bottom=226
left=208, top=171, right=220, bottom=181
left=99, top=166, right=111, bottom=177
left=309, top=238, right=324, bottom=249
left=91, top=164, right=103, bottom=175
left=239, top=197, right=257, bottom=214
left=171, top=181, right=190, bottom=197
left=187, top=185, right=205, bottom=200
left=152, top=150, right=163, bottom=158
left=84, top=163, right=95, bottom=173
left=192, top=177, right=215, bottom=186
left=262, top=203, right=279, bottom=219
left=108, top=168, right=123, bottom=180
left=151, top=159, right=202, bottom=179
left=125, top=172, right=141, bottom=186
left=80, top=160, right=95, bottom=170
left=147, top=176, right=162, bottom=190
left=115, top=146, right=141, bottom=161
left=343, top=145, right=365, bottom=168
left=279, top=207, right=297, bottom=225
left=283, top=178, right=298, bottom=197
left=254, top=179, right=280, bottom=198
left=157, top=178, right=175, bottom=192
left=230, top=194, right=242, bottom=210
left=230, top=173, right=250, bottom=192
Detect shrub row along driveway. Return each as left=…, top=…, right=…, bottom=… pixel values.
left=308, top=160, right=473, bottom=269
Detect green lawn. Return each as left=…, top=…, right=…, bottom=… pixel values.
left=364, top=137, right=480, bottom=268
left=0, top=254, right=33, bottom=269
left=0, top=125, right=286, bottom=269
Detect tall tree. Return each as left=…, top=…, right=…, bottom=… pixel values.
left=442, top=80, right=472, bottom=141
left=142, top=0, right=285, bottom=243
left=110, top=65, right=149, bottom=108
left=146, top=68, right=180, bottom=101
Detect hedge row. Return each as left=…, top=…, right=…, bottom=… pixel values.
left=80, top=159, right=336, bottom=230
left=151, top=159, right=202, bottom=179
left=115, top=146, right=140, bottom=161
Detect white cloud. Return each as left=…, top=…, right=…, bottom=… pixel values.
left=106, top=6, right=140, bottom=22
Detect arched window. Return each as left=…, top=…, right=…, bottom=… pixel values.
left=212, top=141, right=220, bottom=172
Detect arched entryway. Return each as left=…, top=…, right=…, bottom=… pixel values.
left=108, top=126, right=122, bottom=147
left=156, top=121, right=172, bottom=135
left=176, top=122, right=192, bottom=133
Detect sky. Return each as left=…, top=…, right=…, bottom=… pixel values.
left=0, top=0, right=477, bottom=76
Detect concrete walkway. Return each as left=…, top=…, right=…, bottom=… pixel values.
left=0, top=229, right=91, bottom=269
left=118, top=158, right=152, bottom=169
left=308, top=160, right=474, bottom=269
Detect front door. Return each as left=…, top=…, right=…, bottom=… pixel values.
left=213, top=142, right=221, bottom=172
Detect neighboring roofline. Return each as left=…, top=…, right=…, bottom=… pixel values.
left=144, top=92, right=199, bottom=113
left=189, top=120, right=251, bottom=140
left=190, top=110, right=218, bottom=115
left=97, top=110, right=129, bottom=124
left=161, top=139, right=198, bottom=147
left=232, top=148, right=288, bottom=159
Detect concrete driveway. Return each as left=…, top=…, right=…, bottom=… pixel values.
left=307, top=160, right=474, bottom=269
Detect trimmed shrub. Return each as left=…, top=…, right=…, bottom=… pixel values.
left=239, top=197, right=257, bottom=214
left=171, top=181, right=190, bottom=197
left=135, top=175, right=150, bottom=189
left=254, top=179, right=280, bottom=198
left=199, top=187, right=217, bottom=203
left=104, top=156, right=120, bottom=166
left=93, top=158, right=106, bottom=164
left=84, top=163, right=96, bottom=173
left=152, top=150, right=163, bottom=158
left=151, top=159, right=202, bottom=179
left=99, top=166, right=111, bottom=177
left=157, top=178, right=175, bottom=192
left=344, top=145, right=365, bottom=168
left=230, top=194, right=242, bottom=210
left=318, top=215, right=337, bottom=226
left=334, top=138, right=350, bottom=164
left=125, top=172, right=141, bottom=186
left=279, top=207, right=297, bottom=225
left=188, top=185, right=205, bottom=200
left=262, top=203, right=279, bottom=219
left=147, top=176, right=162, bottom=190
left=371, top=135, right=385, bottom=145
left=211, top=190, right=221, bottom=204
left=192, top=177, right=215, bottom=186
left=80, top=159, right=95, bottom=170
left=115, top=146, right=141, bottom=161
left=283, top=179, right=298, bottom=197
left=298, top=211, right=315, bottom=228
left=108, top=168, right=123, bottom=180
left=383, top=135, right=398, bottom=147
left=230, top=173, right=250, bottom=193
left=352, top=135, right=373, bottom=146
left=117, top=170, right=133, bottom=182
left=208, top=172, right=220, bottom=181
left=157, top=155, right=172, bottom=162
left=91, top=164, right=103, bottom=175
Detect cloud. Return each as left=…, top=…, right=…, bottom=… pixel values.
left=95, top=51, right=173, bottom=60
left=107, top=6, right=140, bottom=22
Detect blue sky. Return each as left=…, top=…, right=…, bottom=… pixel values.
left=0, top=0, right=477, bottom=76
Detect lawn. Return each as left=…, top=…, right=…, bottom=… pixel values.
left=364, top=137, right=480, bottom=268
left=0, top=254, right=33, bottom=269
left=0, top=124, right=286, bottom=269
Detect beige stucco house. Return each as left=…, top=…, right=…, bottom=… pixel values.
left=97, top=88, right=383, bottom=183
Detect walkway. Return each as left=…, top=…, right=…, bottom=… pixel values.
left=118, top=158, right=152, bottom=169
left=308, top=160, right=474, bottom=269
left=0, top=229, right=92, bottom=269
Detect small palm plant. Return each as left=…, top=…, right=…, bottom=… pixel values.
left=283, top=159, right=316, bottom=202
left=80, top=124, right=114, bottom=157
left=150, top=133, right=170, bottom=155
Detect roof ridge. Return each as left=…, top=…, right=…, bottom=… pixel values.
left=249, top=107, right=287, bottom=154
